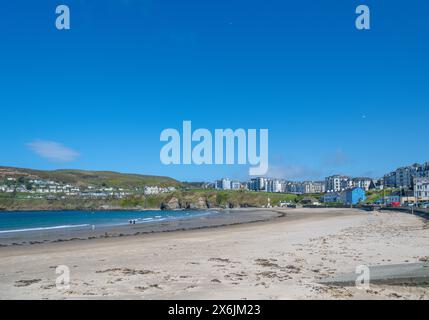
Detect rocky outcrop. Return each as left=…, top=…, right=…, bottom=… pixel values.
left=161, top=196, right=210, bottom=210
left=186, top=197, right=208, bottom=209
left=160, top=197, right=181, bottom=210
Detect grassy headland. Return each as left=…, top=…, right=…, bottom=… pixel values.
left=0, top=166, right=180, bottom=188
left=0, top=189, right=305, bottom=211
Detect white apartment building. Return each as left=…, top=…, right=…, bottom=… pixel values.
left=383, top=172, right=396, bottom=188
left=144, top=186, right=161, bottom=195
left=352, top=177, right=374, bottom=191
left=383, top=162, right=429, bottom=189
left=231, top=181, right=241, bottom=190
left=395, top=166, right=419, bottom=188
left=325, top=175, right=351, bottom=192
left=414, top=177, right=429, bottom=202
left=266, top=179, right=283, bottom=193
left=300, top=181, right=325, bottom=194
left=313, top=181, right=326, bottom=193
left=216, top=178, right=231, bottom=190
left=249, top=177, right=267, bottom=191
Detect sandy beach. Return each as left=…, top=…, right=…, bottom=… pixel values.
left=0, top=207, right=428, bottom=300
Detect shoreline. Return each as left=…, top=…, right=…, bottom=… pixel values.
left=0, top=208, right=284, bottom=247
left=0, top=207, right=356, bottom=253
left=1, top=206, right=428, bottom=249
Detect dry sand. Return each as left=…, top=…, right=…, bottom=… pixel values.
left=0, top=207, right=428, bottom=300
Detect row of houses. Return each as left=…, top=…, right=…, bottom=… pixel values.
left=214, top=161, right=429, bottom=195
left=414, top=177, right=429, bottom=201
left=215, top=176, right=364, bottom=195
left=33, top=186, right=81, bottom=195
left=383, top=162, right=429, bottom=189
left=325, top=175, right=375, bottom=192
left=214, top=177, right=327, bottom=194
left=0, top=182, right=81, bottom=196
left=0, top=183, right=132, bottom=199
left=143, top=186, right=176, bottom=195
left=248, top=178, right=327, bottom=194
left=215, top=175, right=376, bottom=194
left=214, top=178, right=243, bottom=190
left=0, top=178, right=80, bottom=195
left=323, top=178, right=429, bottom=206
left=213, top=176, right=426, bottom=206
left=322, top=187, right=367, bottom=205
left=214, top=166, right=428, bottom=204
left=0, top=177, right=177, bottom=199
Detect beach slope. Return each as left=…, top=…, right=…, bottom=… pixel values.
left=0, top=208, right=428, bottom=299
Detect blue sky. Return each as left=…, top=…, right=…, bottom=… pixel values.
left=0, top=0, right=428, bottom=182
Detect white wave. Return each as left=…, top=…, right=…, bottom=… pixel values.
left=138, top=217, right=167, bottom=223
left=0, top=224, right=91, bottom=234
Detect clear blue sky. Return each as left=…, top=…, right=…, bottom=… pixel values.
left=0, top=0, right=428, bottom=182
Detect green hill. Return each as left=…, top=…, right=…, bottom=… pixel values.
left=0, top=166, right=181, bottom=188
left=364, top=188, right=398, bottom=204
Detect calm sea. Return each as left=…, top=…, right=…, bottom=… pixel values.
left=0, top=210, right=215, bottom=234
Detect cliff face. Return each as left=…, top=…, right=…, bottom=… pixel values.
left=160, top=197, right=181, bottom=210
left=194, top=197, right=209, bottom=209
left=160, top=197, right=210, bottom=210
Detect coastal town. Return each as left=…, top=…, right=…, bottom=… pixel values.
left=0, top=174, right=176, bottom=200
left=211, top=161, right=429, bottom=207
left=1, top=161, right=428, bottom=209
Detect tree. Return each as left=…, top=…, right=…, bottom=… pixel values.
left=25, top=182, right=33, bottom=191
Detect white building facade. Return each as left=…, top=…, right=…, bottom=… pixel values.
left=414, top=177, right=429, bottom=202
left=352, top=177, right=374, bottom=191
left=325, top=175, right=351, bottom=193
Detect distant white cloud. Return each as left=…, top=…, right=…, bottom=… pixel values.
left=27, top=140, right=80, bottom=162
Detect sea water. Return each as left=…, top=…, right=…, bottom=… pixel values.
left=0, top=210, right=215, bottom=235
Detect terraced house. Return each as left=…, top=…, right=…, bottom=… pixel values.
left=325, top=175, right=352, bottom=192
left=414, top=177, right=429, bottom=202
left=383, top=162, right=429, bottom=189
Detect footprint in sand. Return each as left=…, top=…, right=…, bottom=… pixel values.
left=135, top=284, right=162, bottom=291
left=14, top=279, right=42, bottom=287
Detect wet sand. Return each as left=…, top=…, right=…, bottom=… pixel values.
left=0, top=207, right=428, bottom=299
